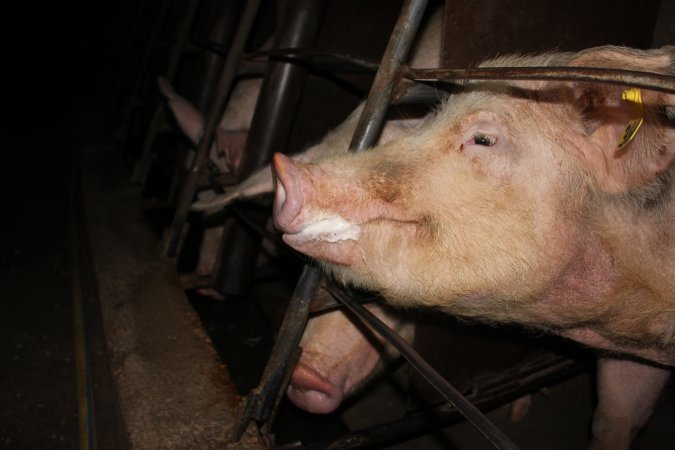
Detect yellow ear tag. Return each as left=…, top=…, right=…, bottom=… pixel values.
left=617, top=88, right=644, bottom=149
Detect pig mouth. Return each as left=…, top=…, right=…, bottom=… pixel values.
left=282, top=227, right=361, bottom=266
left=287, top=362, right=345, bottom=414
left=282, top=216, right=426, bottom=266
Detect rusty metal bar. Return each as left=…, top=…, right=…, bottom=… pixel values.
left=349, top=0, right=429, bottom=152
left=196, top=5, right=239, bottom=113
left=233, top=0, right=432, bottom=441
left=162, top=0, right=261, bottom=257
left=131, top=0, right=201, bottom=186
left=211, top=0, right=328, bottom=295
left=282, top=356, right=585, bottom=449
left=405, top=66, right=675, bottom=93
left=232, top=265, right=321, bottom=442
left=328, top=284, right=520, bottom=450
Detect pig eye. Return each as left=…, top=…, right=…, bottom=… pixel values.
left=473, top=133, right=495, bottom=146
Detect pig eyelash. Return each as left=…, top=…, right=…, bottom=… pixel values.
left=472, top=133, right=496, bottom=146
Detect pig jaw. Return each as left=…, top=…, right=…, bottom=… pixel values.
left=287, top=363, right=345, bottom=414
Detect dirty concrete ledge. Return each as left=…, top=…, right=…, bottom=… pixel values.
left=79, top=138, right=267, bottom=449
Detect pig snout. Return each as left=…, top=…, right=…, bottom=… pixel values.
left=273, top=153, right=365, bottom=265
left=287, top=363, right=344, bottom=414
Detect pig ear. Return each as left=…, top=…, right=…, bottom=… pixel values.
left=157, top=77, right=205, bottom=145
left=566, top=47, right=675, bottom=192
left=215, top=128, right=248, bottom=174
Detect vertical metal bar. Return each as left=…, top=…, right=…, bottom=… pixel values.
left=211, top=0, right=327, bottom=294
left=162, top=0, right=262, bottom=257
left=196, top=2, right=239, bottom=113
left=131, top=0, right=201, bottom=186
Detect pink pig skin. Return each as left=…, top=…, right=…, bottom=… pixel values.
left=273, top=46, right=674, bottom=448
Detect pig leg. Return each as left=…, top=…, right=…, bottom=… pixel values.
left=589, top=357, right=670, bottom=450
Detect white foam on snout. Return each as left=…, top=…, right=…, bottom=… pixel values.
left=299, top=214, right=361, bottom=243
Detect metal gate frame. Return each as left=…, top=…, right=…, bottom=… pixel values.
left=129, top=0, right=675, bottom=448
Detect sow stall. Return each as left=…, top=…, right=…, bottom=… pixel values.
left=84, top=0, right=673, bottom=448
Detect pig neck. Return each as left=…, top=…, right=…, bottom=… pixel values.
left=591, top=177, right=674, bottom=304
left=547, top=183, right=675, bottom=363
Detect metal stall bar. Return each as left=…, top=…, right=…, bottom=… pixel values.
left=162, top=0, right=262, bottom=257
left=232, top=265, right=321, bottom=442
left=194, top=4, right=241, bottom=114
left=230, top=0, right=431, bottom=443
left=348, top=0, right=429, bottom=152
left=131, top=0, right=201, bottom=186
left=164, top=3, right=242, bottom=207
left=405, top=66, right=675, bottom=93
left=328, top=286, right=520, bottom=450
left=210, top=0, right=328, bottom=295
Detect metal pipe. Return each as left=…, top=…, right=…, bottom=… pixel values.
left=162, top=0, right=261, bottom=257
left=131, top=0, right=203, bottom=187
left=405, top=66, right=675, bottom=93
left=211, top=0, right=327, bottom=295
left=232, top=265, right=321, bottom=442
left=349, top=0, right=429, bottom=152
left=328, top=284, right=520, bottom=450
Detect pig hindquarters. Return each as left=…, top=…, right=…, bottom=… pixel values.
left=273, top=46, right=674, bottom=448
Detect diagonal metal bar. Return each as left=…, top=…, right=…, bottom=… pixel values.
left=349, top=0, right=429, bottom=152
left=231, top=264, right=321, bottom=442
left=162, top=0, right=261, bottom=257
left=327, top=284, right=520, bottom=450
left=130, top=0, right=202, bottom=188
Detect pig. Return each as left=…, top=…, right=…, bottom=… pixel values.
left=288, top=285, right=414, bottom=414
left=158, top=76, right=260, bottom=175
left=272, top=45, right=674, bottom=449
left=159, top=76, right=261, bottom=290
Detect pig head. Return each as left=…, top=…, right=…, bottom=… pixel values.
left=274, top=46, right=674, bottom=448
left=273, top=46, right=675, bottom=365
left=158, top=76, right=260, bottom=175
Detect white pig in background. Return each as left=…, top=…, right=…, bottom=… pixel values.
left=159, top=76, right=261, bottom=287
left=272, top=46, right=674, bottom=449
left=158, top=76, right=260, bottom=174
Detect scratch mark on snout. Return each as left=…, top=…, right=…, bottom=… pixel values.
left=365, top=161, right=410, bottom=203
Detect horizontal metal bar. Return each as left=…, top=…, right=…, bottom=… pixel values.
left=405, top=66, right=675, bottom=93
left=244, top=47, right=380, bottom=72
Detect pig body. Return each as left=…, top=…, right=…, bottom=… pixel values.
left=273, top=46, right=674, bottom=448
